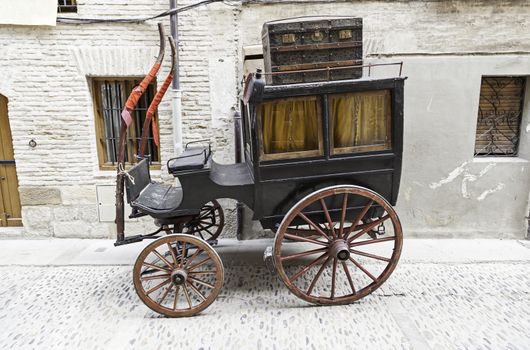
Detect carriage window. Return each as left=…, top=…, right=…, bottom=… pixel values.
left=329, top=90, right=392, bottom=155
left=259, top=96, right=323, bottom=160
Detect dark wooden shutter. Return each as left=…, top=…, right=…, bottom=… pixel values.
left=474, top=77, right=525, bottom=156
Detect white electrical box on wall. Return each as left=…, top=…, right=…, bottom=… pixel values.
left=96, top=185, right=135, bottom=222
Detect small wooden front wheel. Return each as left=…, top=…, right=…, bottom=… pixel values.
left=133, top=234, right=224, bottom=317
left=274, top=185, right=403, bottom=305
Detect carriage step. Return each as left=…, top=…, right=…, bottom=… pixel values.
left=263, top=246, right=275, bottom=273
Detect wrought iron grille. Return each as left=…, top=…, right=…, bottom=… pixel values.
left=474, top=76, right=526, bottom=157
left=93, top=79, right=159, bottom=168
left=58, top=0, right=77, bottom=13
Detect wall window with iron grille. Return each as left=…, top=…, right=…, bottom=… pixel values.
left=474, top=76, right=526, bottom=157
left=58, top=0, right=77, bottom=13
left=92, top=78, right=160, bottom=170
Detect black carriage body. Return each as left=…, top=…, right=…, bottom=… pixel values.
left=242, top=77, right=405, bottom=230
left=126, top=77, right=404, bottom=234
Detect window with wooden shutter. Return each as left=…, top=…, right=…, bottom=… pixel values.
left=474, top=77, right=526, bottom=156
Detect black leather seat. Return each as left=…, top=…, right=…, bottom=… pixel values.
left=167, top=146, right=210, bottom=174
left=125, top=159, right=190, bottom=218
left=132, top=183, right=184, bottom=218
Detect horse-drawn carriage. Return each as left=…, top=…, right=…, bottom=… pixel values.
left=114, top=23, right=405, bottom=317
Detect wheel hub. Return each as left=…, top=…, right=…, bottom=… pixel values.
left=171, top=269, right=188, bottom=286
left=330, top=240, right=350, bottom=261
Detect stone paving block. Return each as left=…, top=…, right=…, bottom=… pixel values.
left=0, top=262, right=529, bottom=349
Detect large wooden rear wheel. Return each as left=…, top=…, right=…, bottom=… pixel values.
left=274, top=185, right=403, bottom=305
left=133, top=234, right=224, bottom=317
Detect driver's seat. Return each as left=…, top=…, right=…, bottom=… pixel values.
left=125, top=159, right=188, bottom=218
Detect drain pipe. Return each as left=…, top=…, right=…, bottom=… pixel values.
left=170, top=0, right=183, bottom=155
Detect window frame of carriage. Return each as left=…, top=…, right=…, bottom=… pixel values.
left=250, top=82, right=398, bottom=165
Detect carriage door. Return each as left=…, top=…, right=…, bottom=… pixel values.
left=0, top=95, right=22, bottom=227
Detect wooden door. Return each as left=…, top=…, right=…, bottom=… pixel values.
left=0, top=95, right=22, bottom=227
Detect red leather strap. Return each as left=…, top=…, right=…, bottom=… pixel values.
left=125, top=63, right=161, bottom=110
left=147, top=73, right=173, bottom=117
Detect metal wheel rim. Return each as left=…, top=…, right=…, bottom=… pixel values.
left=273, top=185, right=403, bottom=305
left=133, top=234, right=224, bottom=317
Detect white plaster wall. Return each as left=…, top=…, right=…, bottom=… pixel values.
left=0, top=0, right=529, bottom=238
left=233, top=1, right=530, bottom=238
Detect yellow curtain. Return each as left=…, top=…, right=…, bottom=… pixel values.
left=331, top=90, right=390, bottom=150
left=261, top=98, right=320, bottom=154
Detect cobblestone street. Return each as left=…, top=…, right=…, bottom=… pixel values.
left=0, top=238, right=529, bottom=350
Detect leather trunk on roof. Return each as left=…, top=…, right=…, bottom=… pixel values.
left=262, top=17, right=363, bottom=85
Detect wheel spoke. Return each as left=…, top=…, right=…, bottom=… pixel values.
left=349, top=257, right=377, bottom=281
left=153, top=249, right=173, bottom=269
left=173, top=286, right=180, bottom=310
left=203, top=226, right=214, bottom=237
left=141, top=273, right=170, bottom=281
left=338, top=193, right=348, bottom=238
left=307, top=255, right=332, bottom=295
left=180, top=242, right=187, bottom=267
left=349, top=236, right=396, bottom=248
left=290, top=252, right=329, bottom=282
left=189, top=277, right=215, bottom=289
left=343, top=199, right=374, bottom=239
left=320, top=199, right=337, bottom=239
left=146, top=278, right=171, bottom=295
left=330, top=258, right=337, bottom=299
left=297, top=212, right=332, bottom=241
left=184, top=248, right=203, bottom=268
left=284, top=233, right=329, bottom=247
left=183, top=284, right=193, bottom=309
left=187, top=256, right=212, bottom=271
left=192, top=224, right=206, bottom=240
left=189, top=270, right=216, bottom=276
left=167, top=243, right=178, bottom=266
left=350, top=249, right=391, bottom=262
left=188, top=281, right=207, bottom=301
left=341, top=262, right=356, bottom=294
left=142, top=262, right=171, bottom=273
left=281, top=247, right=328, bottom=262
left=158, top=284, right=173, bottom=304
left=347, top=215, right=390, bottom=244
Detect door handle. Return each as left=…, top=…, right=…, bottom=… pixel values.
left=0, top=177, right=5, bottom=181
